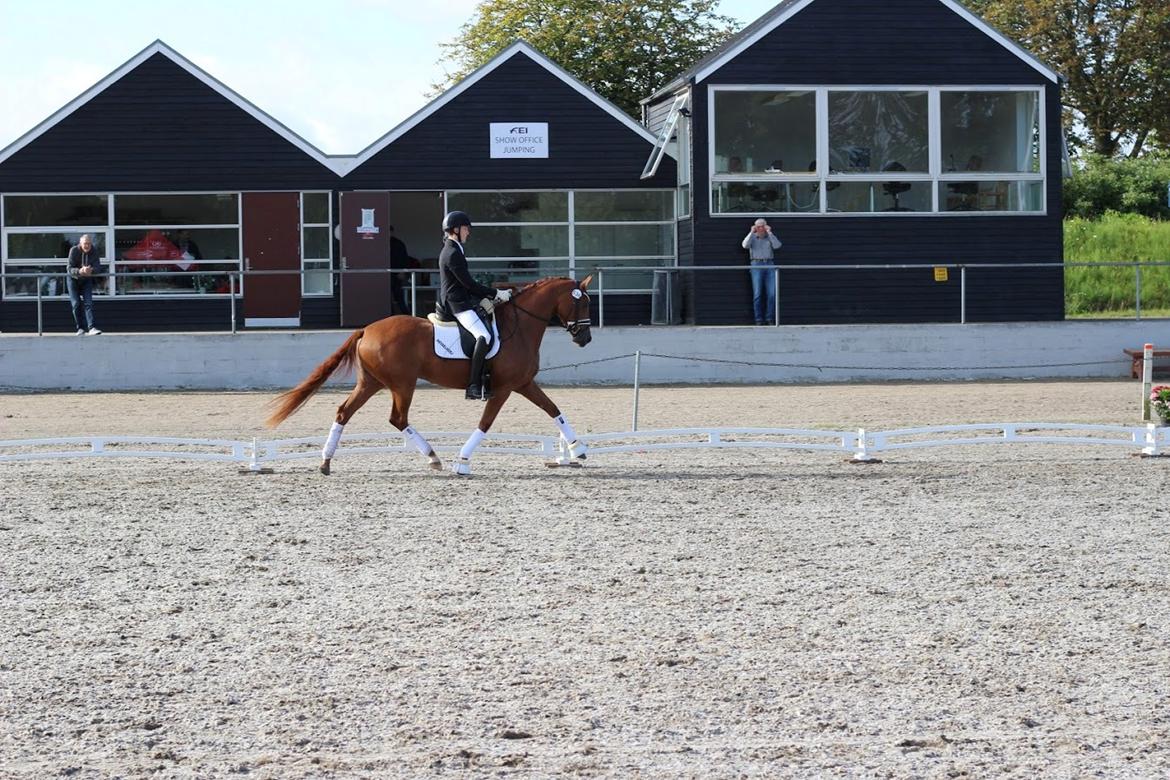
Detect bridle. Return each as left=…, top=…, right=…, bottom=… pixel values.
left=508, top=282, right=591, bottom=338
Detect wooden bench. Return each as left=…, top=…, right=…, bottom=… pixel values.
left=1123, top=348, right=1170, bottom=379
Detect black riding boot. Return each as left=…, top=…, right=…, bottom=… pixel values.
left=466, top=336, right=492, bottom=401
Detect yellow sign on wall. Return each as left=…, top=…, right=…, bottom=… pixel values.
left=933, top=267, right=949, bottom=282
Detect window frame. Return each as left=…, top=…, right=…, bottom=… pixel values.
left=707, top=84, right=1047, bottom=218
left=444, top=188, right=677, bottom=293
left=300, top=191, right=333, bottom=297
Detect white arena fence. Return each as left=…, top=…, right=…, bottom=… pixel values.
left=1, top=423, right=1166, bottom=469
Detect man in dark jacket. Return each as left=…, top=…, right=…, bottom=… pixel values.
left=438, top=211, right=511, bottom=400
left=66, top=233, right=103, bottom=335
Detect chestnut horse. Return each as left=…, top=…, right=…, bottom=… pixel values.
left=266, top=275, right=593, bottom=476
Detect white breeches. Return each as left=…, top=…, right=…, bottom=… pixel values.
left=454, top=309, right=491, bottom=343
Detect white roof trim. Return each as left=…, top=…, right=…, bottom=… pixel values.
left=0, top=40, right=348, bottom=175
left=694, top=0, right=1058, bottom=86
left=343, top=40, right=658, bottom=176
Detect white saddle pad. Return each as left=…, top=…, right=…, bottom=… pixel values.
left=430, top=316, right=501, bottom=360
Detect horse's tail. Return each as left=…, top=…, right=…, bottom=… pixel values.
left=265, top=329, right=364, bottom=428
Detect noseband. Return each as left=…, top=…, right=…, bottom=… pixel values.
left=564, top=291, right=592, bottom=337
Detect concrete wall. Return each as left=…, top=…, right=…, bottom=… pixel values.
left=1, top=322, right=1166, bottom=391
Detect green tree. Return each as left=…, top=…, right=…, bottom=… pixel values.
left=966, top=0, right=1170, bottom=157
left=432, top=0, right=738, bottom=117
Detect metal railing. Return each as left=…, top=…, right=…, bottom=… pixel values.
left=3, top=260, right=1168, bottom=334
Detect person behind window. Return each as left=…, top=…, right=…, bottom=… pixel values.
left=388, top=225, right=411, bottom=315
left=174, top=229, right=204, bottom=291
left=66, top=233, right=102, bottom=335
left=437, top=211, right=512, bottom=400
left=741, top=218, right=782, bottom=325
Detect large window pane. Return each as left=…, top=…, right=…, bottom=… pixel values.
left=303, top=226, right=330, bottom=259
left=302, top=192, right=330, bottom=224
left=3, top=264, right=69, bottom=297
left=829, top=91, right=929, bottom=174
left=712, top=181, right=821, bottom=214
left=467, top=259, right=571, bottom=288
left=7, top=231, right=105, bottom=260
left=303, top=260, right=332, bottom=295
left=714, top=90, right=816, bottom=175
left=939, top=180, right=1043, bottom=212
left=574, top=190, right=674, bottom=221
left=3, top=195, right=106, bottom=226
left=575, top=224, right=674, bottom=257
left=447, top=192, right=567, bottom=223
left=827, top=180, right=932, bottom=213
left=576, top=258, right=667, bottom=291
left=115, top=228, right=238, bottom=262
left=942, top=91, right=1039, bottom=174
left=463, top=225, right=568, bottom=258
left=114, top=194, right=239, bottom=225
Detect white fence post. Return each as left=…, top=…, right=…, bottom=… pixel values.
left=1142, top=342, right=1153, bottom=422
left=632, top=350, right=642, bottom=432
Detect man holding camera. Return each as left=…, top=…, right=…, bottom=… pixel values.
left=67, top=233, right=103, bottom=335
left=741, top=218, right=782, bottom=325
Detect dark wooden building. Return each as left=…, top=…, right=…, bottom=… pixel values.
left=642, top=0, right=1065, bottom=324
left=1, top=0, right=1065, bottom=333
left=0, top=41, right=674, bottom=332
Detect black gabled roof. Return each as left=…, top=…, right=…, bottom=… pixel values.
left=642, top=0, right=1060, bottom=106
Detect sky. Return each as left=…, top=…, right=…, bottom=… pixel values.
left=0, top=0, right=779, bottom=155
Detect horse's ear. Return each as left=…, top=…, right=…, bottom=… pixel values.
left=579, top=274, right=593, bottom=290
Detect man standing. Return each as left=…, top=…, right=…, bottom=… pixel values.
left=741, top=218, right=781, bottom=325
left=388, top=225, right=411, bottom=315
left=66, top=233, right=103, bottom=335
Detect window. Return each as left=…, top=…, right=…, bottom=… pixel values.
left=574, top=191, right=674, bottom=291
left=709, top=86, right=1045, bottom=216
left=677, top=105, right=692, bottom=219
left=302, top=192, right=333, bottom=295
left=939, top=91, right=1042, bottom=212
left=113, top=194, right=240, bottom=295
left=2, top=195, right=109, bottom=298
left=445, top=189, right=675, bottom=292
left=642, top=94, right=688, bottom=180
left=446, top=191, right=571, bottom=284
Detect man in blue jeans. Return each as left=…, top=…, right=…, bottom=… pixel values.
left=66, top=234, right=103, bottom=335
left=741, top=218, right=781, bottom=325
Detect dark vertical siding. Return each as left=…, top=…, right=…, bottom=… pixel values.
left=0, top=54, right=338, bottom=192
left=344, top=54, right=675, bottom=190
left=644, top=96, right=678, bottom=137
left=686, top=0, right=1063, bottom=324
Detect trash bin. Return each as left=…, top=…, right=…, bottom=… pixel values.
left=650, top=269, right=682, bottom=325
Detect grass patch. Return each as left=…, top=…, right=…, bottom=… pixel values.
left=1065, top=213, right=1170, bottom=315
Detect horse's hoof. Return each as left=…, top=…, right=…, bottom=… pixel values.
left=319, top=461, right=331, bottom=475
left=450, top=458, right=471, bottom=476
left=428, top=459, right=443, bottom=471
left=568, top=440, right=588, bottom=460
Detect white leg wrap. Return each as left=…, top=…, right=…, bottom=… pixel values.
left=459, top=428, right=487, bottom=461
left=402, top=425, right=432, bottom=457
left=553, top=414, right=577, bottom=443
left=322, top=421, right=344, bottom=460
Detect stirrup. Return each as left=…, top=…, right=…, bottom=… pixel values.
left=463, top=385, right=491, bottom=402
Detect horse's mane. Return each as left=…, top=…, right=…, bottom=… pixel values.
left=516, top=276, right=574, bottom=295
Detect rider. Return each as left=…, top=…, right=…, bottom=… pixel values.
left=438, top=210, right=512, bottom=400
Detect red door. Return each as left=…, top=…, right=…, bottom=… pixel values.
left=339, top=191, right=392, bottom=327
left=242, top=192, right=301, bottom=326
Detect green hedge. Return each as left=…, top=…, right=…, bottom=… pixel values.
left=1064, top=155, right=1170, bottom=220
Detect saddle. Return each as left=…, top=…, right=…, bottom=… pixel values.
left=428, top=303, right=501, bottom=360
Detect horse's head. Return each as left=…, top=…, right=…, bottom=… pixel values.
left=556, top=275, right=593, bottom=347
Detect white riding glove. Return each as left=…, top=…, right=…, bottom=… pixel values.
left=494, top=289, right=512, bottom=304
left=479, top=297, right=495, bottom=314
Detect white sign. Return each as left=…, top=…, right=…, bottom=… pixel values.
left=356, top=208, right=380, bottom=238
left=490, top=123, right=549, bottom=159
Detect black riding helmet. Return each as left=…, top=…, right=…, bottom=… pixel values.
left=442, top=210, right=472, bottom=232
